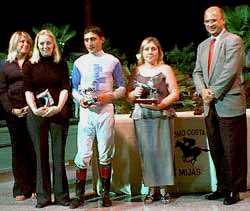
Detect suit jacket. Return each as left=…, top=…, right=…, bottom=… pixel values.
left=193, top=30, right=246, bottom=117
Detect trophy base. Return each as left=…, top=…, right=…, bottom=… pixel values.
left=133, top=99, right=159, bottom=104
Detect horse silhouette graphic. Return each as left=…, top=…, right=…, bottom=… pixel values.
left=175, top=137, right=209, bottom=164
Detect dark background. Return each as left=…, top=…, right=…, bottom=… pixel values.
left=0, top=0, right=249, bottom=64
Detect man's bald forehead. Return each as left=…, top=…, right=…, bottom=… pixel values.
left=205, top=6, right=224, bottom=18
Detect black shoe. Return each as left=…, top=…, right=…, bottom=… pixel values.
left=144, top=193, right=161, bottom=204
left=35, top=201, right=52, bottom=208
left=160, top=193, right=171, bottom=204
left=153, top=192, right=162, bottom=201
left=69, top=197, right=85, bottom=209
left=102, top=193, right=112, bottom=207
left=144, top=194, right=154, bottom=204
left=205, top=190, right=226, bottom=200
left=55, top=200, right=70, bottom=206
left=223, top=192, right=240, bottom=205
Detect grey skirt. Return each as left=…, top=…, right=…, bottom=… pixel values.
left=134, top=117, right=175, bottom=187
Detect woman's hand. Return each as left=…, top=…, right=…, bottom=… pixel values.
left=11, top=108, right=24, bottom=117
left=140, top=102, right=166, bottom=110
left=41, top=106, right=61, bottom=117
left=11, top=106, right=30, bottom=117
left=32, top=107, right=48, bottom=116
left=134, top=87, right=144, bottom=98
left=22, top=106, right=29, bottom=113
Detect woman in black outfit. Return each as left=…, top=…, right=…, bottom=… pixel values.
left=0, top=31, right=36, bottom=201
left=23, top=29, right=70, bottom=208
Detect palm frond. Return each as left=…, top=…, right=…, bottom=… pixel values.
left=32, top=23, right=77, bottom=53
left=223, top=5, right=250, bottom=50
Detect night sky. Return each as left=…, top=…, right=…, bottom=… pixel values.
left=1, top=0, right=249, bottom=63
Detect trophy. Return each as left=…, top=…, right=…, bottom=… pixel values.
left=79, top=81, right=98, bottom=106
left=36, top=89, right=54, bottom=107
left=133, top=78, right=159, bottom=104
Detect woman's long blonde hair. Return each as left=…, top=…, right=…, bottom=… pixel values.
left=7, top=31, right=33, bottom=63
left=30, top=29, right=61, bottom=64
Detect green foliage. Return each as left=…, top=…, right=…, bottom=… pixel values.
left=114, top=97, right=132, bottom=114
left=173, top=69, right=198, bottom=111
left=32, top=23, right=77, bottom=54
left=223, top=5, right=250, bottom=51
left=223, top=5, right=250, bottom=109
left=66, top=52, right=84, bottom=76
left=0, top=52, right=7, bottom=60
left=163, top=43, right=198, bottom=111
left=165, top=43, right=196, bottom=75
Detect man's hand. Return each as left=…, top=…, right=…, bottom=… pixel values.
left=80, top=98, right=90, bottom=108
left=202, top=88, right=214, bottom=105
left=96, top=92, right=114, bottom=106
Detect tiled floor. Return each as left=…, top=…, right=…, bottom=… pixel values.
left=2, top=120, right=250, bottom=210
left=1, top=187, right=250, bottom=211
left=1, top=165, right=250, bottom=211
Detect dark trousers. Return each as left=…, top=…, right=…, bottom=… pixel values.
left=205, top=105, right=247, bottom=192
left=27, top=111, right=69, bottom=204
left=5, top=112, right=36, bottom=198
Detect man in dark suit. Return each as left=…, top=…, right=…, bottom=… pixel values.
left=193, top=6, right=247, bottom=205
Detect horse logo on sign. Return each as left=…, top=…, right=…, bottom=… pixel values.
left=175, top=137, right=209, bottom=164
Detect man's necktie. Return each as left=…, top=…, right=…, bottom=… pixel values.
left=208, top=38, right=216, bottom=75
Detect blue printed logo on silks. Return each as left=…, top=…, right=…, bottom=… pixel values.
left=93, top=64, right=106, bottom=90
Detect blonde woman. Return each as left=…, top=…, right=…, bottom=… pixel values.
left=23, top=29, right=70, bottom=208
left=0, top=31, right=36, bottom=201
left=127, top=37, right=179, bottom=204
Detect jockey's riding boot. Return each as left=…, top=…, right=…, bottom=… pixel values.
left=100, top=164, right=112, bottom=207
left=69, top=168, right=87, bottom=209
